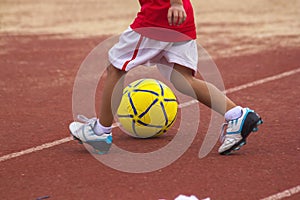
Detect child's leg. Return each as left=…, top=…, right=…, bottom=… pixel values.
left=170, top=63, right=236, bottom=115
left=170, top=63, right=263, bottom=155
left=68, top=63, right=124, bottom=153
left=99, top=64, right=126, bottom=127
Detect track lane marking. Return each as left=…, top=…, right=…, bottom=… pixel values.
left=260, top=185, right=300, bottom=200
left=0, top=137, right=73, bottom=162
left=224, top=68, right=300, bottom=94
left=1, top=67, right=300, bottom=163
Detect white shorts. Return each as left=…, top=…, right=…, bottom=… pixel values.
left=108, top=27, right=198, bottom=79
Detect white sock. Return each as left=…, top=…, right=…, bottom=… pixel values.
left=225, top=106, right=243, bottom=121
left=93, top=119, right=112, bottom=135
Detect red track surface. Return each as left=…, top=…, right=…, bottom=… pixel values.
left=0, top=35, right=299, bottom=200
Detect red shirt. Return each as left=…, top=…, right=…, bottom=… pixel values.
left=130, top=0, right=196, bottom=41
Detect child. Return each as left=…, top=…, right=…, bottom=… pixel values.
left=69, top=0, right=262, bottom=155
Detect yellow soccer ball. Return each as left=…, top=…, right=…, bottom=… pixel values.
left=117, top=79, right=178, bottom=138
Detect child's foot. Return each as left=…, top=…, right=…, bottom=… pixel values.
left=69, top=115, right=113, bottom=154
left=218, top=108, right=263, bottom=155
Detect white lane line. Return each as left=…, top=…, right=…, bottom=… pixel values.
left=0, top=124, right=120, bottom=162
left=260, top=185, right=300, bottom=200
left=0, top=67, right=300, bottom=163
left=178, top=68, right=300, bottom=108
left=224, top=68, right=300, bottom=94
left=0, top=137, right=73, bottom=162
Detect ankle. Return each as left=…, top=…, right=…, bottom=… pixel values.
left=94, top=119, right=112, bottom=134
left=224, top=106, right=243, bottom=121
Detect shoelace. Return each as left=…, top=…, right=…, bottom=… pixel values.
left=77, top=115, right=97, bottom=125
left=77, top=115, right=110, bottom=136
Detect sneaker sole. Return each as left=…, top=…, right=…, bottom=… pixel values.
left=71, top=133, right=113, bottom=154
left=87, top=138, right=112, bottom=154
left=220, top=112, right=263, bottom=155
left=69, top=122, right=113, bottom=154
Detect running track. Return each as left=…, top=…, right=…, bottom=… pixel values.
left=0, top=36, right=299, bottom=200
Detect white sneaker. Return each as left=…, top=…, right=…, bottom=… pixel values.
left=218, top=108, right=263, bottom=155
left=69, top=115, right=113, bottom=154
